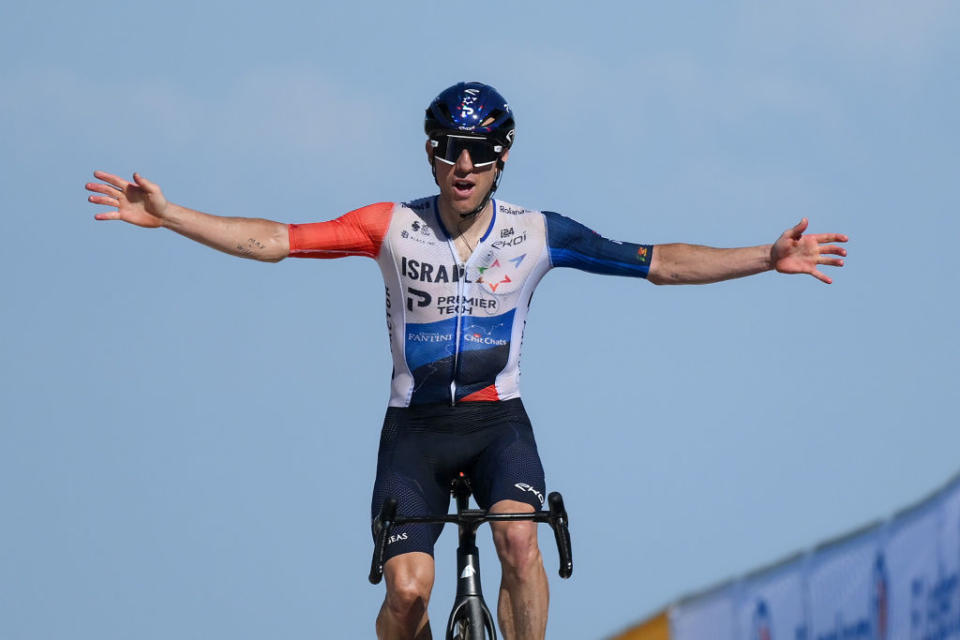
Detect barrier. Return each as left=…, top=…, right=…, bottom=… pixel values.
left=612, top=471, right=960, bottom=640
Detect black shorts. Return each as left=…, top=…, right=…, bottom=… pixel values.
left=370, top=398, right=546, bottom=561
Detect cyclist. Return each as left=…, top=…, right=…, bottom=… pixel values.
left=86, top=81, right=848, bottom=640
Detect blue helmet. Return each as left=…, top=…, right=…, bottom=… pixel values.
left=424, top=82, right=515, bottom=148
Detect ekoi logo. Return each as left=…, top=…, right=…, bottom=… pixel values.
left=514, top=483, right=544, bottom=505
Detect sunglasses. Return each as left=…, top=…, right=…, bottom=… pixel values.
left=430, top=134, right=504, bottom=168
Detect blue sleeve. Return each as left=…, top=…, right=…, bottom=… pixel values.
left=542, top=210, right=653, bottom=278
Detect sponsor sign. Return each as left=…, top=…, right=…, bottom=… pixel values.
left=737, top=557, right=809, bottom=640
left=627, top=474, right=960, bottom=640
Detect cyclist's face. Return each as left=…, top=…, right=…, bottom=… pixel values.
left=427, top=140, right=509, bottom=217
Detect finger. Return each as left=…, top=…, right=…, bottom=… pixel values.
left=818, top=244, right=847, bottom=256
left=85, top=182, right=122, bottom=196
left=132, top=172, right=158, bottom=194
left=813, top=232, right=849, bottom=244
left=789, top=218, right=809, bottom=239
left=93, top=170, right=129, bottom=190
left=817, top=257, right=845, bottom=267
left=811, top=269, right=833, bottom=285
left=93, top=210, right=121, bottom=221
left=88, top=194, right=119, bottom=207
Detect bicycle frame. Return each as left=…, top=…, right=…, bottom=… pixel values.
left=369, top=474, right=572, bottom=640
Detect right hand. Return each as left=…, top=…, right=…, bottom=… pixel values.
left=86, top=171, right=169, bottom=228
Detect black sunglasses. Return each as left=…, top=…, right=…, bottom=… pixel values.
left=430, top=134, right=504, bottom=168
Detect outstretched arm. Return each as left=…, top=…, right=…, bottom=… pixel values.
left=647, top=218, right=848, bottom=285
left=86, top=171, right=289, bottom=262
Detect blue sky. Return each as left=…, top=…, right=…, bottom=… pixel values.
left=2, top=2, right=958, bottom=638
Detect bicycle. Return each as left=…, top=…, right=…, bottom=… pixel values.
left=369, top=472, right=573, bottom=639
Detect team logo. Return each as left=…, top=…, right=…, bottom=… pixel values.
left=476, top=254, right=526, bottom=293
left=872, top=552, right=889, bottom=640
left=406, top=287, right=431, bottom=311
left=751, top=599, right=773, bottom=640
left=636, top=246, right=650, bottom=263
left=458, top=88, right=480, bottom=120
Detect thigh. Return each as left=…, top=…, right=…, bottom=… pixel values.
left=469, top=404, right=547, bottom=512
left=371, top=411, right=451, bottom=560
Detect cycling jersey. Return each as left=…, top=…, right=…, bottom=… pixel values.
left=288, top=197, right=653, bottom=407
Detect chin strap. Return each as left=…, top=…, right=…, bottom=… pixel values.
left=459, top=170, right=501, bottom=219
left=459, top=158, right=505, bottom=219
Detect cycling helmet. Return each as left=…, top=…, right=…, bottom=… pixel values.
left=424, top=82, right=515, bottom=149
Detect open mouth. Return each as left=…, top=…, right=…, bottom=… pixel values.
left=452, top=180, right=475, bottom=197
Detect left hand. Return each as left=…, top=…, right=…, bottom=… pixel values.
left=771, top=218, right=848, bottom=284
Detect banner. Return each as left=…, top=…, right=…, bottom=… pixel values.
left=612, top=472, right=960, bottom=640
left=735, top=555, right=808, bottom=640
left=885, top=501, right=939, bottom=639
left=806, top=526, right=882, bottom=639
left=671, top=585, right=737, bottom=640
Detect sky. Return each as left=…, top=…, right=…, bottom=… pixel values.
left=1, top=1, right=958, bottom=638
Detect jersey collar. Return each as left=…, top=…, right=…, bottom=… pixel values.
left=434, top=196, right=498, bottom=243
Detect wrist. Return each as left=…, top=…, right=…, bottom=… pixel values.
left=159, top=202, right=184, bottom=230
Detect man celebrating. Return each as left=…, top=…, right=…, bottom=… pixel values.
left=86, top=82, right=847, bottom=640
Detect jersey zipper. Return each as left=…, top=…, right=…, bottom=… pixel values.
left=450, top=264, right=464, bottom=406
left=435, top=197, right=497, bottom=406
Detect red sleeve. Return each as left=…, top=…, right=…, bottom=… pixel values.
left=288, top=202, right=393, bottom=259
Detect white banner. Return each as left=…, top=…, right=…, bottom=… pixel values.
left=671, top=586, right=737, bottom=640
left=663, top=475, right=960, bottom=640
left=929, top=478, right=960, bottom=639
left=884, top=501, right=939, bottom=640
left=807, top=528, right=883, bottom=640
left=735, top=556, right=809, bottom=640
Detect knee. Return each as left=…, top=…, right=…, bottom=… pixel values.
left=493, top=521, right=542, bottom=578
left=384, top=557, right=433, bottom=620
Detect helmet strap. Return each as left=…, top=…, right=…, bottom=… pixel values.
left=460, top=166, right=502, bottom=219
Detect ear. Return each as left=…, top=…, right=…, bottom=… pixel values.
left=501, top=148, right=510, bottom=165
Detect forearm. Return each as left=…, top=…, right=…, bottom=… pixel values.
left=161, top=203, right=290, bottom=262
left=647, top=243, right=773, bottom=285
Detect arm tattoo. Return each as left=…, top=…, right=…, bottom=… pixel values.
left=235, top=237, right=267, bottom=258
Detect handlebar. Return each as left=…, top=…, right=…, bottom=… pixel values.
left=547, top=492, right=573, bottom=579
left=369, top=497, right=397, bottom=584
left=369, top=492, right=573, bottom=584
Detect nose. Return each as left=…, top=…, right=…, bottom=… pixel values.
left=454, top=149, right=475, bottom=171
